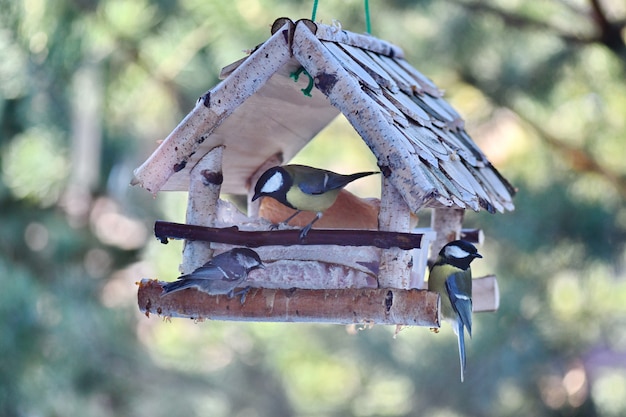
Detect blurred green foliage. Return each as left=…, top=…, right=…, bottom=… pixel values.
left=1, top=0, right=625, bottom=416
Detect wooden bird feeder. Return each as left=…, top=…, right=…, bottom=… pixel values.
left=133, top=18, right=515, bottom=326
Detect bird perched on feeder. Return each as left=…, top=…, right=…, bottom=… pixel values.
left=252, top=164, right=379, bottom=238
left=428, top=240, right=482, bottom=382
left=161, top=248, right=264, bottom=304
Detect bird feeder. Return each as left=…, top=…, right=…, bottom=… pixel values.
left=133, top=18, right=515, bottom=326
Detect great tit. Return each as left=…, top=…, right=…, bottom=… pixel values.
left=252, top=164, right=379, bottom=238
left=428, top=240, right=482, bottom=382
left=161, top=248, right=264, bottom=304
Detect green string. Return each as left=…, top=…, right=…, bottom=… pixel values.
left=312, top=0, right=370, bottom=32
left=364, top=0, right=371, bottom=34
left=311, top=0, right=319, bottom=21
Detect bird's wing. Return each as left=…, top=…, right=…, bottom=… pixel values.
left=297, top=172, right=366, bottom=195
left=296, top=172, right=333, bottom=195
left=182, top=264, right=231, bottom=281
left=318, top=171, right=378, bottom=192
left=445, top=272, right=473, bottom=337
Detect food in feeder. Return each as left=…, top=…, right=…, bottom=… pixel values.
left=259, top=189, right=381, bottom=230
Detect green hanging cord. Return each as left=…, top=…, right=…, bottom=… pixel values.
left=364, top=0, right=371, bottom=34
left=311, top=0, right=319, bottom=21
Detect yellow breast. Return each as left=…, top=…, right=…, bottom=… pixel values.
left=286, top=187, right=340, bottom=212
left=428, top=264, right=462, bottom=321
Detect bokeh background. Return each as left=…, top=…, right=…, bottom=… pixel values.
left=2, top=0, right=626, bottom=416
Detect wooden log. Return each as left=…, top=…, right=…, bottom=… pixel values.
left=429, top=208, right=465, bottom=264
left=154, top=221, right=424, bottom=250
left=181, top=146, right=223, bottom=274
left=137, top=274, right=499, bottom=324
left=137, top=279, right=439, bottom=326
left=378, top=179, right=413, bottom=289
left=460, top=228, right=484, bottom=245
left=472, top=274, right=499, bottom=312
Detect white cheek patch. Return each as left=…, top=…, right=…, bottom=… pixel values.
left=445, top=245, right=471, bottom=259
left=238, top=254, right=258, bottom=269
left=260, top=171, right=283, bottom=194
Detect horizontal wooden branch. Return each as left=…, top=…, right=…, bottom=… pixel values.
left=472, top=275, right=499, bottom=312
left=460, top=228, right=483, bottom=244
left=137, top=279, right=440, bottom=326
left=154, top=221, right=424, bottom=249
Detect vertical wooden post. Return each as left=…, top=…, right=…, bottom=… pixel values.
left=181, top=146, right=224, bottom=274
left=429, top=208, right=465, bottom=264
left=377, top=178, right=413, bottom=289
left=409, top=229, right=437, bottom=289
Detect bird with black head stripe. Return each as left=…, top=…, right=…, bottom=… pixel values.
left=252, top=164, right=379, bottom=239
left=428, top=240, right=482, bottom=382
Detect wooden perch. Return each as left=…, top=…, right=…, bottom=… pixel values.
left=137, top=279, right=440, bottom=326
left=460, top=228, right=483, bottom=244
left=154, top=221, right=424, bottom=250
left=137, top=274, right=499, bottom=325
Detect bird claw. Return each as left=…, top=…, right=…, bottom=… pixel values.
left=299, top=224, right=313, bottom=240
left=430, top=327, right=440, bottom=334
left=229, top=286, right=251, bottom=305
left=269, top=223, right=280, bottom=231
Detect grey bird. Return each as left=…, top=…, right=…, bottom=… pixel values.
left=161, top=248, right=264, bottom=303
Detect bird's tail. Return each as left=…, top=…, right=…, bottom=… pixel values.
left=456, top=320, right=467, bottom=383
left=161, top=278, right=192, bottom=296
left=346, top=171, right=380, bottom=183
left=325, top=171, right=380, bottom=191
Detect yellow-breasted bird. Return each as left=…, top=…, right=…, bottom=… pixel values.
left=252, top=164, right=379, bottom=238
left=161, top=248, right=264, bottom=304
left=428, top=240, right=482, bottom=382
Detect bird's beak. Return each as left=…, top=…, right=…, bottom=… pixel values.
left=252, top=192, right=261, bottom=201
left=474, top=253, right=483, bottom=259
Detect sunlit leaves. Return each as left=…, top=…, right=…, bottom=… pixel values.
left=99, top=0, right=159, bottom=39
left=592, top=370, right=626, bottom=417
left=2, top=127, right=69, bottom=206
left=549, top=271, right=584, bottom=320
left=0, top=29, right=28, bottom=99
